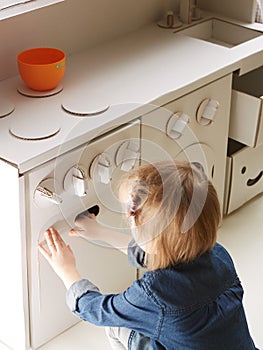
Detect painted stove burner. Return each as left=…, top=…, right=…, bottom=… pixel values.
left=0, top=98, right=15, bottom=118
left=61, top=95, right=109, bottom=116
left=17, top=83, right=63, bottom=98
left=9, top=117, right=61, bottom=141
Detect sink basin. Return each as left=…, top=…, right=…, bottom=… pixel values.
left=176, top=18, right=262, bottom=48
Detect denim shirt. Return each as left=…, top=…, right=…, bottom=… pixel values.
left=66, top=242, right=258, bottom=350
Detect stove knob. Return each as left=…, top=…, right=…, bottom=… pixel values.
left=64, top=165, right=88, bottom=197
left=115, top=140, right=140, bottom=172
left=196, top=98, right=219, bottom=126
left=34, top=178, right=63, bottom=207
left=89, top=153, right=113, bottom=184
left=166, top=112, right=190, bottom=139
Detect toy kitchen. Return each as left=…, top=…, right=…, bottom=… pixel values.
left=0, top=0, right=262, bottom=349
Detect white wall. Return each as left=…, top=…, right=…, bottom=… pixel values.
left=0, top=0, right=163, bottom=80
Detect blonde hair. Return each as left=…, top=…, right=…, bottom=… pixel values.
left=119, top=161, right=221, bottom=270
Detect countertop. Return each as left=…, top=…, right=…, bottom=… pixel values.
left=0, top=12, right=262, bottom=174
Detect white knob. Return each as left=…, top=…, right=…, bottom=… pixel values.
left=34, top=178, right=62, bottom=207
left=116, top=140, right=140, bottom=172
left=166, top=112, right=190, bottom=139
left=64, top=165, right=87, bottom=197
left=196, top=98, right=219, bottom=126
left=90, top=153, right=113, bottom=184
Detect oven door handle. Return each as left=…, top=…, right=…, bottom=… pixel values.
left=35, top=178, right=63, bottom=206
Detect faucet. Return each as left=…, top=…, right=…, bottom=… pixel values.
left=158, top=0, right=183, bottom=29
left=179, top=0, right=192, bottom=24
left=179, top=0, right=201, bottom=24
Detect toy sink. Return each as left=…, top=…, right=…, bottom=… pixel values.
left=176, top=18, right=262, bottom=48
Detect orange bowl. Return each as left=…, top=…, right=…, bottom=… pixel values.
left=17, top=48, right=66, bottom=91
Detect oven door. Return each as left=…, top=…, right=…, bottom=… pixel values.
left=26, top=121, right=140, bottom=349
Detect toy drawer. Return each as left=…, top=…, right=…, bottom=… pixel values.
left=229, top=66, right=263, bottom=148
left=224, top=138, right=263, bottom=215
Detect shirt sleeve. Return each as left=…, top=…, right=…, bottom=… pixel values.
left=65, top=276, right=160, bottom=339
left=127, top=239, right=146, bottom=269
left=66, top=279, right=100, bottom=312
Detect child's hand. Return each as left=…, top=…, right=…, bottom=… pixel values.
left=38, top=227, right=81, bottom=289
left=70, top=213, right=102, bottom=240
left=70, top=214, right=131, bottom=254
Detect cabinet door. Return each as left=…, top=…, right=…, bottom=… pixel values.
left=141, top=74, right=232, bottom=210
left=27, top=122, right=139, bottom=349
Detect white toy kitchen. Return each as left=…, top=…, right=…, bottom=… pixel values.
left=0, top=1, right=262, bottom=350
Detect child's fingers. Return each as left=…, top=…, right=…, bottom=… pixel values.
left=75, top=213, right=96, bottom=227
left=67, top=244, right=74, bottom=255
left=38, top=243, right=51, bottom=261
left=50, top=227, right=66, bottom=249
left=88, top=213, right=96, bottom=219
left=44, top=229, right=57, bottom=252
left=69, top=228, right=83, bottom=236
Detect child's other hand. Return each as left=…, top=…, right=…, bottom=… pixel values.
left=38, top=227, right=81, bottom=289
left=70, top=213, right=101, bottom=240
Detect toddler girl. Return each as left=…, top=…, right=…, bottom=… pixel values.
left=39, top=161, right=258, bottom=350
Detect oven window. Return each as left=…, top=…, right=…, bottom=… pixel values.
left=0, top=0, right=64, bottom=21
